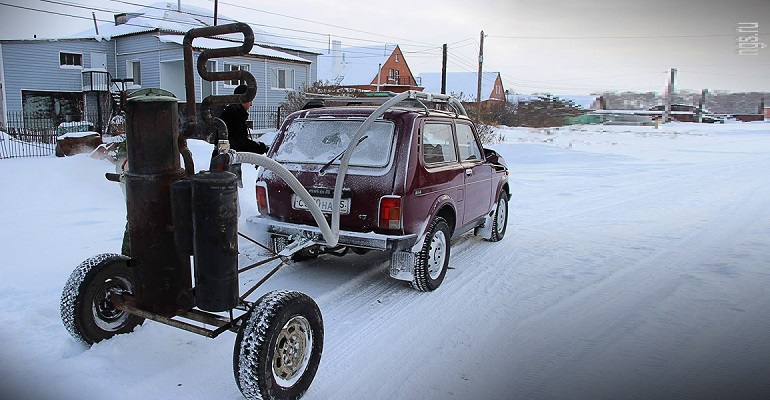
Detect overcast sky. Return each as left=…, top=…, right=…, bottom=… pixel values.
left=1, top=0, right=768, bottom=94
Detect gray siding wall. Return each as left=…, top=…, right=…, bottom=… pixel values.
left=1, top=33, right=315, bottom=114
left=0, top=39, right=114, bottom=113
left=114, top=33, right=310, bottom=108
left=115, top=33, right=179, bottom=91
left=195, top=54, right=310, bottom=108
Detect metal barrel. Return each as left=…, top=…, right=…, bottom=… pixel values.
left=190, top=170, right=239, bottom=312
left=124, top=89, right=193, bottom=316
left=170, top=179, right=194, bottom=256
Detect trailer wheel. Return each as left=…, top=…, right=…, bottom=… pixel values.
left=234, top=290, right=323, bottom=400
left=488, top=191, right=508, bottom=242
left=412, top=217, right=451, bottom=292
left=60, top=253, right=144, bottom=345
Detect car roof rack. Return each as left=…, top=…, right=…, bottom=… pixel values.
left=303, top=90, right=468, bottom=117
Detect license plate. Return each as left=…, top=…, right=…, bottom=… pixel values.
left=292, top=195, right=350, bottom=214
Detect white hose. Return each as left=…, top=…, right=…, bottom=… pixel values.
left=331, top=91, right=413, bottom=234
left=233, top=152, right=338, bottom=247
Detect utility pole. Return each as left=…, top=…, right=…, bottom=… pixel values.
left=441, top=44, right=447, bottom=94
left=697, top=89, right=708, bottom=123
left=662, top=68, right=677, bottom=123
left=214, top=0, right=218, bottom=26
left=476, top=30, right=485, bottom=120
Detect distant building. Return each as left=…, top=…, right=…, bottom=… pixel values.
left=316, top=41, right=421, bottom=92
left=507, top=94, right=606, bottom=110
left=419, top=71, right=505, bottom=103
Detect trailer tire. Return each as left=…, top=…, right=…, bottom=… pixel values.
left=412, top=217, right=451, bottom=292
left=60, top=253, right=144, bottom=345
left=234, top=290, right=323, bottom=400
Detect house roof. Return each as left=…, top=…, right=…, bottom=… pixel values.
left=418, top=72, right=501, bottom=101
left=68, top=2, right=315, bottom=55
left=157, top=35, right=310, bottom=63
left=317, top=44, right=397, bottom=86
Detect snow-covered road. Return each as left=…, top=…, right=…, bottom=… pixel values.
left=1, top=122, right=769, bottom=400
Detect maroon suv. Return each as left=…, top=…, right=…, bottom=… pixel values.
left=249, top=92, right=510, bottom=291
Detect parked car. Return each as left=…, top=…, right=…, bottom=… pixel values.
left=249, top=92, right=510, bottom=291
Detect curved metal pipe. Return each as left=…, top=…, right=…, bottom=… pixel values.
left=182, top=22, right=257, bottom=138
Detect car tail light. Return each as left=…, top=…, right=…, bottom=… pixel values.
left=379, top=196, right=402, bottom=230
left=256, top=183, right=268, bottom=214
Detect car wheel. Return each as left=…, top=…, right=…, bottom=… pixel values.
left=234, top=290, right=324, bottom=400
left=412, top=217, right=451, bottom=292
left=60, top=253, right=144, bottom=345
left=488, top=191, right=508, bottom=242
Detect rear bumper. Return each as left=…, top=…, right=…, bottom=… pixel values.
left=246, top=215, right=418, bottom=252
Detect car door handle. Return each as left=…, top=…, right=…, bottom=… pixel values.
left=465, top=169, right=473, bottom=176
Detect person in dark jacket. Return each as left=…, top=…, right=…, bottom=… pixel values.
left=219, top=84, right=268, bottom=154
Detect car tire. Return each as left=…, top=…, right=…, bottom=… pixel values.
left=234, top=290, right=323, bottom=400
left=60, top=253, right=144, bottom=345
left=488, top=191, right=508, bottom=242
left=412, top=217, right=451, bottom=292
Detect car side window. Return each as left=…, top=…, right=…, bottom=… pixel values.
left=456, top=123, right=483, bottom=161
left=422, top=122, right=458, bottom=165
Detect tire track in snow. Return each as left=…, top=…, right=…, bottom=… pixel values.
left=486, top=153, right=770, bottom=399
left=242, top=147, right=770, bottom=399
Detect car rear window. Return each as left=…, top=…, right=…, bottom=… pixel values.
left=273, top=118, right=396, bottom=167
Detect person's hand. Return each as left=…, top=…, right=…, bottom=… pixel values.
left=255, top=141, right=269, bottom=154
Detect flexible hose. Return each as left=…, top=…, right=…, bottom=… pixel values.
left=233, top=152, right=338, bottom=247
left=331, top=91, right=413, bottom=234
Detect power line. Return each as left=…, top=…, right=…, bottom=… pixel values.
left=210, top=0, right=438, bottom=48
left=0, top=1, right=99, bottom=24
left=488, top=33, right=738, bottom=40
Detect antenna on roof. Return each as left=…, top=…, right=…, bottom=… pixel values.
left=92, top=12, right=99, bottom=35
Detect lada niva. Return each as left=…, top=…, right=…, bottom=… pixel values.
left=249, top=92, right=510, bottom=291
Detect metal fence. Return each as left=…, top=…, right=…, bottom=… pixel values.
left=1, top=112, right=101, bottom=159
left=2, top=106, right=283, bottom=159
left=248, top=106, right=282, bottom=130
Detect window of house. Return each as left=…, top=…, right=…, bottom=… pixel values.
left=388, top=69, right=394, bottom=80
left=224, top=63, right=250, bottom=86
left=273, top=68, right=295, bottom=90
left=60, top=52, right=82, bottom=68
left=394, top=70, right=400, bottom=83
left=395, top=54, right=399, bottom=62
left=126, top=60, right=141, bottom=85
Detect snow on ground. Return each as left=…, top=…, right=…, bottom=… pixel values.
left=1, top=121, right=770, bottom=399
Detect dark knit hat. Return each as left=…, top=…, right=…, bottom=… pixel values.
left=234, top=84, right=249, bottom=95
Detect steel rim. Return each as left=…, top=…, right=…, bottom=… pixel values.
left=427, top=229, right=447, bottom=280
left=91, top=276, right=131, bottom=331
left=272, top=315, right=313, bottom=387
left=496, top=198, right=507, bottom=232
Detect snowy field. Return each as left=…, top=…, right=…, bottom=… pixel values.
left=1, top=121, right=770, bottom=400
